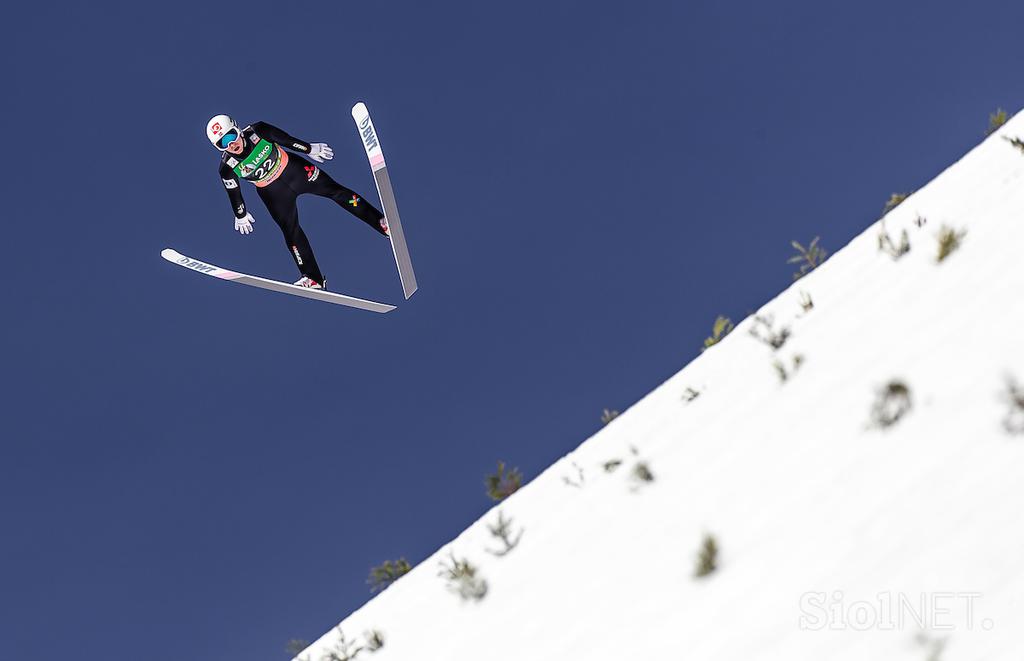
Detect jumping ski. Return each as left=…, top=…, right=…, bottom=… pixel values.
left=161, top=248, right=395, bottom=313
left=352, top=102, right=418, bottom=299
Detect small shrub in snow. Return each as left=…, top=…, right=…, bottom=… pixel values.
left=317, top=629, right=384, bottom=661
left=562, top=462, right=585, bottom=488
left=363, top=630, right=385, bottom=652
left=882, top=192, right=912, bottom=215
left=601, top=447, right=653, bottom=488
left=789, top=237, right=828, bottom=280
left=438, top=552, right=488, bottom=601
left=936, top=226, right=966, bottom=263
left=286, top=639, right=310, bottom=658
left=694, top=534, right=719, bottom=578
left=799, top=291, right=814, bottom=313
left=603, top=458, right=624, bottom=473
left=1004, top=136, right=1024, bottom=153
left=877, top=223, right=911, bottom=260
left=320, top=628, right=364, bottom=661
left=702, top=316, right=734, bottom=351
left=773, top=354, right=805, bottom=384
left=601, top=408, right=620, bottom=425
left=631, top=461, right=655, bottom=484
left=915, top=632, right=948, bottom=661
left=870, top=380, right=913, bottom=428
left=986, top=107, right=1009, bottom=136
left=485, top=461, right=523, bottom=501
left=749, top=314, right=791, bottom=350
left=485, top=510, right=524, bottom=557
left=1004, top=379, right=1024, bottom=435
left=367, top=558, right=411, bottom=593
left=682, top=386, right=701, bottom=402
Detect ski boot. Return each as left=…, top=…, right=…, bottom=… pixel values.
left=294, top=276, right=326, bottom=290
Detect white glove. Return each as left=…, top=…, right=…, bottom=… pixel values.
left=308, top=142, right=334, bottom=163
left=234, top=212, right=255, bottom=235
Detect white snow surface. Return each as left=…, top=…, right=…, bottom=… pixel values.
left=296, top=114, right=1024, bottom=661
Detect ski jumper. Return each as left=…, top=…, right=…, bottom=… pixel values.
left=218, top=121, right=387, bottom=284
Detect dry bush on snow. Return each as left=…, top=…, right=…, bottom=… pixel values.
left=936, top=226, right=966, bottom=263
left=882, top=192, right=912, bottom=215
left=877, top=223, right=911, bottom=260
left=703, top=316, right=734, bottom=351
left=694, top=534, right=719, bottom=578
left=749, top=314, right=791, bottom=350
left=870, top=380, right=913, bottom=429
left=789, top=237, right=828, bottom=280
left=367, top=558, right=411, bottom=593
left=485, top=510, right=524, bottom=557
left=1004, top=379, right=1024, bottom=435
left=485, top=461, right=523, bottom=501
left=986, top=108, right=1009, bottom=136
left=438, top=552, right=488, bottom=601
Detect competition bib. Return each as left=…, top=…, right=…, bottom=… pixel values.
left=231, top=135, right=286, bottom=185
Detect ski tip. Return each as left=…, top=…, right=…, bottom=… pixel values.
left=351, top=102, right=368, bottom=118
left=161, top=248, right=183, bottom=262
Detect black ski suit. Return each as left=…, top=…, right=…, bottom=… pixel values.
left=218, top=121, right=387, bottom=285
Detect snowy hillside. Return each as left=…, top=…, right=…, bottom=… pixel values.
left=294, top=114, right=1024, bottom=661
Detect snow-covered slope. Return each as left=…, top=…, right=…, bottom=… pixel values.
left=296, top=114, right=1024, bottom=661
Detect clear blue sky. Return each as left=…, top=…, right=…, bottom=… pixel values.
left=2, top=1, right=1020, bottom=659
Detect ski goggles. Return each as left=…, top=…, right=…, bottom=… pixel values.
left=217, top=128, right=241, bottom=150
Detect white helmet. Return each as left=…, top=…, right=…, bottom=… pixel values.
left=206, top=114, right=239, bottom=149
